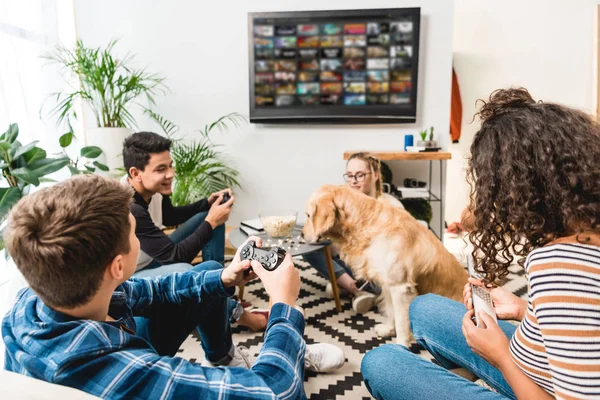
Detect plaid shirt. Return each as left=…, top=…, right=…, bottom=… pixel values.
left=2, top=269, right=307, bottom=399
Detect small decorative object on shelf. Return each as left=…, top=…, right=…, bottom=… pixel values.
left=403, top=134, right=414, bottom=151
left=426, top=126, right=437, bottom=148
left=417, top=129, right=428, bottom=147
left=409, top=126, right=438, bottom=152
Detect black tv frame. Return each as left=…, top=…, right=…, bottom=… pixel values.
left=248, top=8, right=421, bottom=124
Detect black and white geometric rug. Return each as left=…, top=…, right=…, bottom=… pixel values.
left=178, top=256, right=528, bottom=399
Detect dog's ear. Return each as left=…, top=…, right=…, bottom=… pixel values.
left=311, top=191, right=336, bottom=238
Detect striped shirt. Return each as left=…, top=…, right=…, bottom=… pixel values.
left=510, top=234, right=600, bottom=399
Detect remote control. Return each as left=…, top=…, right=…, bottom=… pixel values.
left=467, top=255, right=498, bottom=327
left=240, top=240, right=286, bottom=272
left=220, top=192, right=231, bottom=205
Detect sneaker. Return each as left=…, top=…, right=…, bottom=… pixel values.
left=304, top=343, right=345, bottom=373
left=294, top=305, right=306, bottom=318
left=325, top=282, right=351, bottom=299
left=202, top=345, right=255, bottom=369
left=351, top=291, right=377, bottom=314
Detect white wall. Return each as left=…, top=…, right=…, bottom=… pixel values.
left=446, top=0, right=598, bottom=223
left=74, top=0, right=455, bottom=235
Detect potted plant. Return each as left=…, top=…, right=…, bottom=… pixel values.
left=58, top=131, right=108, bottom=175
left=0, top=123, right=70, bottom=244
left=146, top=111, right=243, bottom=206
left=417, top=127, right=437, bottom=148
left=43, top=39, right=167, bottom=172
left=426, top=126, right=437, bottom=148
left=417, top=129, right=427, bottom=147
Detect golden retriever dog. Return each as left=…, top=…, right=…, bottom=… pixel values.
left=302, top=185, right=468, bottom=346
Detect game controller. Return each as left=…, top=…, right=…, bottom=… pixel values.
left=240, top=240, right=286, bottom=271
left=220, top=192, right=231, bottom=205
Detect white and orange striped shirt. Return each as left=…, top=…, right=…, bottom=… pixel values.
left=510, top=235, right=600, bottom=399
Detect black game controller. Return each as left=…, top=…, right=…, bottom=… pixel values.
left=240, top=240, right=286, bottom=272
left=220, top=192, right=231, bottom=205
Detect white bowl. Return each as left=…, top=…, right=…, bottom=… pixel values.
left=259, top=210, right=298, bottom=238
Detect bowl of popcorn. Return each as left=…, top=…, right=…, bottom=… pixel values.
left=259, top=210, right=298, bottom=239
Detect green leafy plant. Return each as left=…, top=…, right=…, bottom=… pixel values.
left=401, top=198, right=433, bottom=223
left=380, top=160, right=432, bottom=223
left=419, top=129, right=427, bottom=141
left=57, top=131, right=108, bottom=175
left=0, top=123, right=70, bottom=226
left=146, top=111, right=244, bottom=206
left=43, top=39, right=167, bottom=128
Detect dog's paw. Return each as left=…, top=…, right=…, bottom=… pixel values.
left=396, top=336, right=412, bottom=348
left=374, top=323, right=396, bottom=338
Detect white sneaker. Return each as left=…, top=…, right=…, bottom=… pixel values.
left=325, top=282, right=350, bottom=299
left=202, top=346, right=255, bottom=369
left=352, top=291, right=377, bottom=314
left=304, top=343, right=345, bottom=373
left=294, top=305, right=306, bottom=318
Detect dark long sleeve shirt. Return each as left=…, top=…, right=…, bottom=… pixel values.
left=130, top=191, right=213, bottom=267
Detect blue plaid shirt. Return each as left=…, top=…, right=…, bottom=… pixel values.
left=2, top=269, right=307, bottom=399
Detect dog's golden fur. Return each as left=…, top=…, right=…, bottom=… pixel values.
left=302, top=185, right=468, bottom=345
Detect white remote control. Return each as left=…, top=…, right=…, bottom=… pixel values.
left=467, top=255, right=498, bottom=327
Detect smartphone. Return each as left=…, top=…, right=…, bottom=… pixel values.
left=467, top=255, right=498, bottom=327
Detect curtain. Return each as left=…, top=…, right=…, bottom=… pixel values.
left=0, top=0, right=76, bottom=147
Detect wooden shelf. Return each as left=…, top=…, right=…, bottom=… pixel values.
left=343, top=151, right=452, bottom=161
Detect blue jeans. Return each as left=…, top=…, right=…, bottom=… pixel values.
left=134, top=211, right=226, bottom=277
left=134, top=214, right=241, bottom=322
left=134, top=261, right=233, bottom=361
left=361, top=294, right=517, bottom=400
left=302, top=251, right=381, bottom=295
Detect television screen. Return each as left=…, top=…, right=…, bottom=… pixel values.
left=248, top=8, right=420, bottom=124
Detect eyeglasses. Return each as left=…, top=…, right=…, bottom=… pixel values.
left=343, top=172, right=371, bottom=182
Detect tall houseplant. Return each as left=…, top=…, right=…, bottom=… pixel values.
left=0, top=123, right=70, bottom=238
left=147, top=111, right=243, bottom=206
left=43, top=39, right=167, bottom=172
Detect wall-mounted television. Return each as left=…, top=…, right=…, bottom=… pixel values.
left=248, top=8, right=420, bottom=124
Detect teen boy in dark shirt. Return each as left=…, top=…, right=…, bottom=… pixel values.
left=122, top=131, right=265, bottom=331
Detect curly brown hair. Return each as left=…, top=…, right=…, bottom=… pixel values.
left=466, top=87, right=600, bottom=284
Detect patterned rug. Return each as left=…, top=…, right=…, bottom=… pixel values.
left=178, top=256, right=528, bottom=399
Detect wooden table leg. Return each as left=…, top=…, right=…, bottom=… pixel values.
left=323, top=245, right=342, bottom=312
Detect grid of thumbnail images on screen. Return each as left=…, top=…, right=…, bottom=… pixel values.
left=253, top=21, right=414, bottom=107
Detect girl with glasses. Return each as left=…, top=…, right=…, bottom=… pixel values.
left=303, top=152, right=406, bottom=313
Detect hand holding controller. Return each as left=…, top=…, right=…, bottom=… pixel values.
left=467, top=255, right=498, bottom=327
left=240, top=240, right=287, bottom=272
left=220, top=192, right=231, bottom=205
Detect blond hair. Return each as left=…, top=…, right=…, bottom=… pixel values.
left=5, top=175, right=133, bottom=308
left=347, top=152, right=383, bottom=197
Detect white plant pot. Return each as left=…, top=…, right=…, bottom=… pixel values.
left=85, top=127, right=133, bottom=176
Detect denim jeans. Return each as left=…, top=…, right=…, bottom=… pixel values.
left=134, top=261, right=233, bottom=361
left=134, top=213, right=241, bottom=322
left=361, top=294, right=517, bottom=400
left=302, top=251, right=381, bottom=295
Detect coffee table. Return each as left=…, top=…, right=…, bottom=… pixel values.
left=228, top=226, right=342, bottom=312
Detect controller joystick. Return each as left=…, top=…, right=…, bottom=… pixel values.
left=240, top=240, right=286, bottom=272
left=220, top=193, right=231, bottom=205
